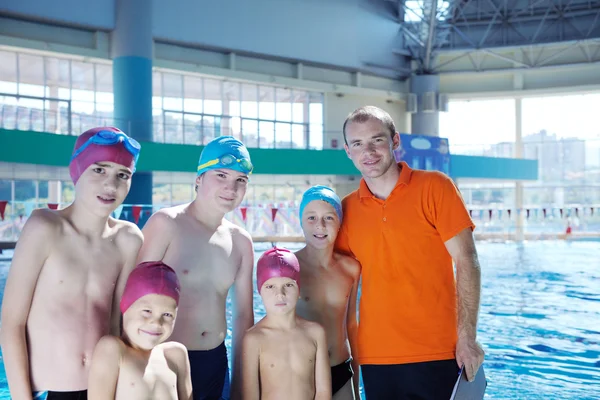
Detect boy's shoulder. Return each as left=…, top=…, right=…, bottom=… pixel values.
left=223, top=219, right=253, bottom=247
left=94, top=335, right=126, bottom=360
left=110, top=218, right=144, bottom=247
left=333, top=252, right=361, bottom=279
left=19, top=208, right=64, bottom=243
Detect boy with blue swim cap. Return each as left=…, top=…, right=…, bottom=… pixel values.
left=1, top=127, right=144, bottom=399
left=137, top=136, right=255, bottom=400
left=294, top=186, right=361, bottom=399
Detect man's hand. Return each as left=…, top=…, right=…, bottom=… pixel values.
left=455, top=335, right=484, bottom=382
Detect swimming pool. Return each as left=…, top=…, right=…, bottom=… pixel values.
left=0, top=241, right=599, bottom=399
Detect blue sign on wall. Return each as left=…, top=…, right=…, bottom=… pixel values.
left=393, top=133, right=451, bottom=175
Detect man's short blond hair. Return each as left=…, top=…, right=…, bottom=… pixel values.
left=342, top=106, right=397, bottom=145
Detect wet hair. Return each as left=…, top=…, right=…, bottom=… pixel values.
left=342, top=106, right=397, bottom=145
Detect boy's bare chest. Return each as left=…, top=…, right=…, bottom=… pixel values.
left=260, top=333, right=317, bottom=366
left=299, top=269, right=353, bottom=310
left=118, top=355, right=178, bottom=399
left=42, top=236, right=122, bottom=287
left=166, top=224, right=240, bottom=283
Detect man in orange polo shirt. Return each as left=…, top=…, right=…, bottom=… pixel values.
left=335, top=106, right=484, bottom=399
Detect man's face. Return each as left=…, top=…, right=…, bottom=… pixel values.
left=344, top=119, right=399, bottom=180
left=301, top=200, right=340, bottom=249
left=75, top=161, right=132, bottom=217
left=195, top=169, right=249, bottom=213
left=260, top=277, right=299, bottom=315
left=122, top=294, right=177, bottom=351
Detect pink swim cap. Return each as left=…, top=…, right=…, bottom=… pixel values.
left=120, top=261, right=181, bottom=314
left=256, top=247, right=301, bottom=292
left=69, top=127, right=137, bottom=185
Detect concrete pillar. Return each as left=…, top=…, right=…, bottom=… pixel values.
left=409, top=74, right=440, bottom=136
left=112, top=0, right=153, bottom=224
left=515, top=97, right=525, bottom=241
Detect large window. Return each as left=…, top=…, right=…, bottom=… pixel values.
left=0, top=48, right=325, bottom=149
left=151, top=72, right=324, bottom=149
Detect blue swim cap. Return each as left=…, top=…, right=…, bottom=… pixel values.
left=197, top=136, right=253, bottom=176
left=299, top=185, right=343, bottom=223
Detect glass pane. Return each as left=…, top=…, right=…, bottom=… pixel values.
left=18, top=54, right=45, bottom=91
left=71, top=61, right=95, bottom=91
left=223, top=81, right=240, bottom=117
left=164, top=111, right=183, bottom=143
left=62, top=181, right=75, bottom=204
left=259, top=121, right=275, bottom=148
left=203, top=78, right=222, bottom=115
left=292, top=124, right=306, bottom=149
left=44, top=57, right=71, bottom=100
left=184, top=76, right=203, bottom=113
left=171, top=183, right=194, bottom=204
left=275, top=122, right=291, bottom=148
left=183, top=113, right=203, bottom=145
left=0, top=51, right=18, bottom=94
left=241, top=83, right=258, bottom=118
left=95, top=63, right=113, bottom=94
left=163, top=73, right=183, bottom=111
left=153, top=183, right=171, bottom=206
left=275, top=87, right=292, bottom=122
left=153, top=72, right=163, bottom=107
left=259, top=86, right=275, bottom=120
left=242, top=119, right=258, bottom=148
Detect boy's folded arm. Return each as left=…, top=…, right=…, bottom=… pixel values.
left=313, top=324, right=332, bottom=400
left=136, top=211, right=175, bottom=264
left=88, top=336, right=122, bottom=400
left=166, top=342, right=193, bottom=400
left=240, top=331, right=260, bottom=400
left=0, top=210, right=55, bottom=399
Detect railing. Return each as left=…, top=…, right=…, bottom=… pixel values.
left=1, top=201, right=599, bottom=243
left=0, top=93, right=324, bottom=150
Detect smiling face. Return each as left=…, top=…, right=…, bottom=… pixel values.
left=195, top=169, right=248, bottom=214
left=344, top=118, right=400, bottom=180
left=74, top=161, right=132, bottom=217
left=301, top=200, right=340, bottom=249
left=122, top=294, right=177, bottom=351
left=260, top=277, right=300, bottom=315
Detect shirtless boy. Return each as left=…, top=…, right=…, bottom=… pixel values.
left=88, top=261, right=192, bottom=400
left=137, top=136, right=255, bottom=399
left=1, top=127, right=144, bottom=399
left=294, top=186, right=361, bottom=399
left=241, top=247, right=331, bottom=400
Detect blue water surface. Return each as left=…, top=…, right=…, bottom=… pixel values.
left=1, top=241, right=599, bottom=399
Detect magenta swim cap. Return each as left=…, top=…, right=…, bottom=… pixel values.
left=256, top=247, right=301, bottom=291
left=120, top=261, right=181, bottom=314
left=69, top=127, right=137, bottom=185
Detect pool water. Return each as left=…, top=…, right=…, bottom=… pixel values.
left=1, top=241, right=599, bottom=399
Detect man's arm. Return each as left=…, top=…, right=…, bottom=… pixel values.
left=230, top=230, right=255, bottom=400
left=313, top=324, right=332, bottom=400
left=87, top=336, right=121, bottom=400
left=0, top=210, right=54, bottom=400
left=240, top=332, right=260, bottom=400
left=136, top=211, right=174, bottom=264
left=111, top=224, right=144, bottom=335
left=445, top=227, right=485, bottom=382
left=343, top=256, right=362, bottom=398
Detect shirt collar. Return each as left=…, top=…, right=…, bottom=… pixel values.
left=358, top=161, right=413, bottom=199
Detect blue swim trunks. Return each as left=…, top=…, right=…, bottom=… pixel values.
left=188, top=341, right=230, bottom=400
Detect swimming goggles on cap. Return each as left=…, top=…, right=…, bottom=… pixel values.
left=197, top=153, right=254, bottom=174
left=70, top=130, right=141, bottom=164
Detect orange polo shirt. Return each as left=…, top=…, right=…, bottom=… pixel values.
left=335, top=162, right=475, bottom=365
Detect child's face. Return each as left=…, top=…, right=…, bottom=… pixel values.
left=122, top=294, right=177, bottom=351
left=75, top=161, right=132, bottom=217
left=195, top=169, right=249, bottom=213
left=301, top=200, right=340, bottom=249
left=260, top=277, right=299, bottom=315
